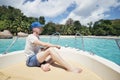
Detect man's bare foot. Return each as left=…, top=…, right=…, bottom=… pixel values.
left=41, top=63, right=51, bottom=72
left=72, top=68, right=82, bottom=73
left=68, top=68, right=82, bottom=73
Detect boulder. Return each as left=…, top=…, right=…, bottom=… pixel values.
left=0, top=30, right=13, bottom=39
left=17, top=32, right=28, bottom=37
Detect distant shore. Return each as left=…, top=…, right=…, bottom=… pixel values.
left=40, top=35, right=120, bottom=39
left=83, top=36, right=120, bottom=39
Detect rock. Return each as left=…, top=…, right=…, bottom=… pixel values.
left=0, top=30, right=13, bottom=39
left=17, top=32, right=28, bottom=37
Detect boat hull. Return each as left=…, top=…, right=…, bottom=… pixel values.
left=0, top=47, right=120, bottom=80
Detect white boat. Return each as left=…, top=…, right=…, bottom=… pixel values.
left=0, top=47, right=120, bottom=80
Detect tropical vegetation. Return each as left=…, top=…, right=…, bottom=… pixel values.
left=0, top=5, right=120, bottom=36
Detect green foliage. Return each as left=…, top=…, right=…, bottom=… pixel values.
left=42, top=22, right=56, bottom=35
left=0, top=20, right=6, bottom=31
left=93, top=19, right=120, bottom=36
left=73, top=20, right=81, bottom=32
left=39, top=16, right=45, bottom=25
left=0, top=6, right=43, bottom=35
left=94, top=28, right=106, bottom=36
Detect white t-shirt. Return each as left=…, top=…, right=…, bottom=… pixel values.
left=24, top=34, right=41, bottom=56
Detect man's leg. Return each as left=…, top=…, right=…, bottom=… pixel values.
left=36, top=47, right=82, bottom=73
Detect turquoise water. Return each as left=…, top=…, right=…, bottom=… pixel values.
left=0, top=37, right=120, bottom=65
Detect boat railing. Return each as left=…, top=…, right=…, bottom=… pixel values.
left=115, top=39, right=120, bottom=50
left=75, top=33, right=96, bottom=55
left=3, top=36, right=18, bottom=54
left=75, top=32, right=84, bottom=50
left=49, top=32, right=60, bottom=44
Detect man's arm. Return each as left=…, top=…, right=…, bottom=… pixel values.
left=33, top=39, right=60, bottom=49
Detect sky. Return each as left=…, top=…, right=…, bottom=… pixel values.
left=0, top=0, right=120, bottom=26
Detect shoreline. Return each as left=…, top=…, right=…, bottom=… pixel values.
left=83, top=36, right=120, bottom=39
left=40, top=35, right=120, bottom=39
left=0, top=35, right=120, bottom=39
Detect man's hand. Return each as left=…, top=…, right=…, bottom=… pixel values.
left=55, top=45, right=61, bottom=49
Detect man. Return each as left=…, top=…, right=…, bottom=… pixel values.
left=24, top=21, right=82, bottom=73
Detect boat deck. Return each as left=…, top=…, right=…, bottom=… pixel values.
left=0, top=61, right=103, bottom=80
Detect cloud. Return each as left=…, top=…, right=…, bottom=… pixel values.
left=0, top=0, right=23, bottom=8
left=20, top=0, right=74, bottom=17
left=0, top=0, right=120, bottom=25
left=0, top=0, right=74, bottom=17
left=61, top=0, right=120, bottom=25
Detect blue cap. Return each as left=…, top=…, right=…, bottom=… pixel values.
left=31, top=22, right=43, bottom=30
